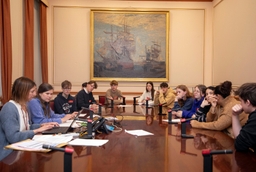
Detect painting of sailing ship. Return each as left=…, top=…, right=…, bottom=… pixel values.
left=91, top=10, right=169, bottom=81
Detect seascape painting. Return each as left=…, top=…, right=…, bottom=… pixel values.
left=90, top=10, right=169, bottom=81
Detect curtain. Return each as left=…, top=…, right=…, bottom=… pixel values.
left=24, top=0, right=34, bottom=80
left=40, top=2, right=48, bottom=83
left=0, top=0, right=12, bottom=104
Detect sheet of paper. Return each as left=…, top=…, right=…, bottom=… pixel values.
left=32, top=135, right=73, bottom=145
left=162, top=119, right=181, bottom=123
left=117, top=105, right=133, bottom=107
left=59, top=120, right=73, bottom=127
left=9, top=135, right=73, bottom=152
left=68, top=139, right=109, bottom=146
left=125, top=129, right=154, bottom=136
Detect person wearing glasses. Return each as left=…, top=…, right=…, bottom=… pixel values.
left=76, top=80, right=98, bottom=110
left=54, top=80, right=77, bottom=114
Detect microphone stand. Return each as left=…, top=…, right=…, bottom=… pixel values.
left=168, top=110, right=177, bottom=124
left=133, top=96, right=140, bottom=105
left=78, top=109, right=93, bottom=139
left=64, top=152, right=72, bottom=172
left=181, top=118, right=194, bottom=138
left=202, top=149, right=233, bottom=172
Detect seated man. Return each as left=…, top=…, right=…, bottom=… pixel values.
left=154, top=82, right=175, bottom=117
left=232, top=83, right=256, bottom=152
left=76, top=81, right=98, bottom=110
left=105, top=80, right=123, bottom=104
left=54, top=80, right=77, bottom=114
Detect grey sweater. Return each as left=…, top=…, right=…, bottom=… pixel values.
left=0, top=102, right=40, bottom=161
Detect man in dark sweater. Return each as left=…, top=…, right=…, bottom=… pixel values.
left=54, top=80, right=77, bottom=114
left=232, top=83, right=256, bottom=152
left=76, top=81, right=98, bottom=110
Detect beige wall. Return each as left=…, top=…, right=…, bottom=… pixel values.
left=213, top=0, right=256, bottom=87
left=10, top=0, right=256, bottom=96
left=46, top=0, right=213, bottom=94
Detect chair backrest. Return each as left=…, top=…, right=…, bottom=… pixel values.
left=98, top=95, right=106, bottom=105
left=49, top=100, right=55, bottom=112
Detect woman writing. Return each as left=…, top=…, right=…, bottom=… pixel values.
left=0, top=77, right=57, bottom=161
left=28, top=83, right=77, bottom=124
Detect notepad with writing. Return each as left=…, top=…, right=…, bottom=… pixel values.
left=5, top=135, right=73, bottom=152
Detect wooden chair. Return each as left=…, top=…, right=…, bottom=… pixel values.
left=49, top=100, right=55, bottom=112
left=98, top=95, right=106, bottom=105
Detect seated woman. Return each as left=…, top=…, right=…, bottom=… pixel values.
left=171, top=85, right=194, bottom=115
left=193, top=86, right=215, bottom=122
left=138, top=81, right=156, bottom=105
left=190, top=81, right=248, bottom=138
left=28, top=83, right=77, bottom=124
left=0, top=77, right=57, bottom=161
left=175, top=84, right=206, bottom=118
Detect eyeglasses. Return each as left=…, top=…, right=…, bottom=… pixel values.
left=63, top=88, right=71, bottom=90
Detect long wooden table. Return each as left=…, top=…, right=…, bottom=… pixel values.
left=1, top=105, right=256, bottom=172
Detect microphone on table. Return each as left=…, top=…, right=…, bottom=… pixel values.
left=133, top=96, right=140, bottom=105
left=202, top=149, right=233, bottom=155
left=42, top=144, right=74, bottom=154
left=202, top=149, right=233, bottom=172
left=145, top=99, right=149, bottom=108
left=43, top=144, right=74, bottom=172
left=180, top=118, right=195, bottom=138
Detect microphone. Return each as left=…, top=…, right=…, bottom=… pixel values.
left=180, top=118, right=195, bottom=138
left=202, top=149, right=233, bottom=155
left=180, top=118, right=196, bottom=123
left=42, top=144, right=74, bottom=154
left=202, top=149, right=233, bottom=172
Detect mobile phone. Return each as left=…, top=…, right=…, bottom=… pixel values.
left=106, top=124, right=115, bottom=131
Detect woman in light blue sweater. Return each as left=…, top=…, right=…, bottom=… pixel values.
left=28, top=83, right=77, bottom=124
left=0, top=77, right=57, bottom=161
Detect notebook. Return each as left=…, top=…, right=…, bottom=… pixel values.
left=42, top=109, right=84, bottom=134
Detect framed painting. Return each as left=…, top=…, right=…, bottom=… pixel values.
left=90, top=9, right=169, bottom=81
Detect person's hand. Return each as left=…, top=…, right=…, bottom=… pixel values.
left=192, top=114, right=196, bottom=119
left=232, top=104, right=243, bottom=116
left=175, top=111, right=182, bottom=118
left=172, top=111, right=177, bottom=116
left=208, top=95, right=217, bottom=107
left=61, top=114, right=73, bottom=123
left=90, top=104, right=98, bottom=110
left=201, top=98, right=210, bottom=108
left=156, top=90, right=160, bottom=95
left=41, top=122, right=59, bottom=127
left=34, top=124, right=55, bottom=134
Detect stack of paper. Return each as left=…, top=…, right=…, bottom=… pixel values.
left=125, top=129, right=154, bottom=136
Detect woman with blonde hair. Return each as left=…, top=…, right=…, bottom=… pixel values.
left=175, top=84, right=206, bottom=118
left=191, top=81, right=248, bottom=138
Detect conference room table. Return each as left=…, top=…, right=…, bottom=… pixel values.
left=0, top=105, right=256, bottom=172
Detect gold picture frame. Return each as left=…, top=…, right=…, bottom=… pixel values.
left=90, top=9, right=169, bottom=82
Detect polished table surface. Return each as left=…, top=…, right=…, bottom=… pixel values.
left=1, top=105, right=256, bottom=172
